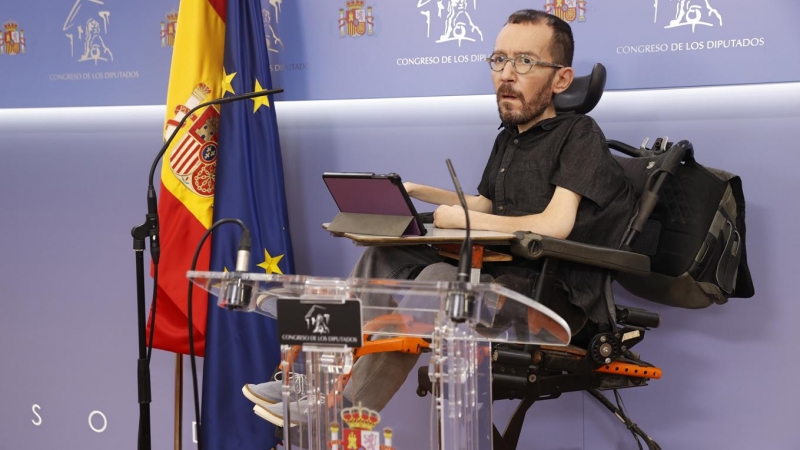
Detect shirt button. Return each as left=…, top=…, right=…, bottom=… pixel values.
left=513, top=139, right=519, bottom=144
left=498, top=205, right=505, bottom=211
left=500, top=168, right=506, bottom=173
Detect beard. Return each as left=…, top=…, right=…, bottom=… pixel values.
left=496, top=75, right=555, bottom=128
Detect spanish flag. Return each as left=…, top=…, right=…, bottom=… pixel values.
left=152, top=0, right=293, bottom=447
left=147, top=0, right=228, bottom=356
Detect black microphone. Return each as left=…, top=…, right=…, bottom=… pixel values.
left=445, top=159, right=473, bottom=322
left=143, top=87, right=284, bottom=263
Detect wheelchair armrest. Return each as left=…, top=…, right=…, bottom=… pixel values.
left=511, top=232, right=650, bottom=275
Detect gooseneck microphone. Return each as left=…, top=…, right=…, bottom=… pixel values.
left=130, top=87, right=282, bottom=450
left=144, top=87, right=284, bottom=264
left=445, top=159, right=473, bottom=322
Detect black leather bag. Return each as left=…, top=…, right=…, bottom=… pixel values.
left=617, top=151, right=754, bottom=308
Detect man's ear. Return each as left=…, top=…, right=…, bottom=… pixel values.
left=552, top=67, right=574, bottom=95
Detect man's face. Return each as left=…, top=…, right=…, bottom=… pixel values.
left=492, top=22, right=560, bottom=132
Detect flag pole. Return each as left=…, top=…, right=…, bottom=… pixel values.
left=174, top=354, right=183, bottom=450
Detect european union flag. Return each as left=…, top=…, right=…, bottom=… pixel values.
left=201, top=0, right=294, bottom=448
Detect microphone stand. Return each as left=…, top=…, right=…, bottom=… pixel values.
left=444, top=159, right=473, bottom=322
left=130, top=87, right=283, bottom=450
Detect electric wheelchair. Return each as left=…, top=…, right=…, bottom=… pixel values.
left=297, top=63, right=753, bottom=450
left=411, top=63, right=750, bottom=449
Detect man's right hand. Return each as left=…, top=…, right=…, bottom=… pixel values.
left=403, top=181, right=493, bottom=214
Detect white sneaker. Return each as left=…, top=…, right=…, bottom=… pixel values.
left=255, top=287, right=302, bottom=316
left=242, top=372, right=306, bottom=409
left=253, top=397, right=309, bottom=428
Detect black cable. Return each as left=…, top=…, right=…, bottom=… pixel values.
left=187, top=218, right=248, bottom=450
left=146, top=263, right=158, bottom=361
left=589, top=389, right=662, bottom=450
left=614, top=389, right=644, bottom=450
left=613, top=389, right=662, bottom=450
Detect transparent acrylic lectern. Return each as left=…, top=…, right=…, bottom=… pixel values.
left=188, top=271, right=570, bottom=450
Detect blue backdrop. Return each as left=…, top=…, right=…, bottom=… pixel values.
left=2, top=0, right=799, bottom=107
left=1, top=1, right=799, bottom=448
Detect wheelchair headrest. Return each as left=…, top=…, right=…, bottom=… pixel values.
left=554, top=63, right=607, bottom=115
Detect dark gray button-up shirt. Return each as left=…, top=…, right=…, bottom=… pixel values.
left=478, top=113, right=636, bottom=325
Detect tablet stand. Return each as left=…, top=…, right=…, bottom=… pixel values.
left=327, top=211, right=418, bottom=237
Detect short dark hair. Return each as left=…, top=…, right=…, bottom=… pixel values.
left=506, top=9, right=574, bottom=67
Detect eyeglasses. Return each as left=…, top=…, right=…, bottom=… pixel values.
left=486, top=54, right=564, bottom=74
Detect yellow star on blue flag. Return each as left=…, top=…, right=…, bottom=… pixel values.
left=222, top=68, right=237, bottom=95
left=251, top=79, right=270, bottom=113
left=257, top=249, right=284, bottom=274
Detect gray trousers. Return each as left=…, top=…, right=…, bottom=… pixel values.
left=343, top=245, right=493, bottom=412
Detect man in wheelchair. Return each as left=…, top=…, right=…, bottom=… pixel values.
left=341, top=7, right=635, bottom=410
left=245, top=8, right=751, bottom=449
left=246, top=4, right=634, bottom=424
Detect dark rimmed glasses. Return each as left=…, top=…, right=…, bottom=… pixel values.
left=486, top=54, right=564, bottom=74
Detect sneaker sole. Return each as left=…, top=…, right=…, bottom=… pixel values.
left=253, top=404, right=303, bottom=428
left=241, top=384, right=280, bottom=409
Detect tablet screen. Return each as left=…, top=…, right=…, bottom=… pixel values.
left=323, top=173, right=426, bottom=235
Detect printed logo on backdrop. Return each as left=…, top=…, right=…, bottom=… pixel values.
left=161, top=11, right=178, bottom=47
left=1, top=20, right=26, bottom=55
left=264, top=0, right=308, bottom=74
left=417, top=0, right=482, bottom=46
left=50, top=0, right=139, bottom=83
left=544, top=0, right=587, bottom=23
left=328, top=404, right=397, bottom=450
left=655, top=0, right=721, bottom=32
left=262, top=1, right=285, bottom=52
left=398, top=1, right=488, bottom=68
left=616, top=0, right=765, bottom=57
left=63, top=0, right=113, bottom=64
left=339, top=1, right=375, bottom=37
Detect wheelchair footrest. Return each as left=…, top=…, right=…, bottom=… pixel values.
left=595, top=361, right=662, bottom=379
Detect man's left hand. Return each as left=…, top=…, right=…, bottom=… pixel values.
left=433, top=204, right=467, bottom=229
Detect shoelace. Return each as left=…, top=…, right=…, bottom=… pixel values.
left=289, top=374, right=307, bottom=397
left=284, top=376, right=309, bottom=422
left=272, top=372, right=307, bottom=398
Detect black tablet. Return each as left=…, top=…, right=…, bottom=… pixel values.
left=322, top=172, right=427, bottom=236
